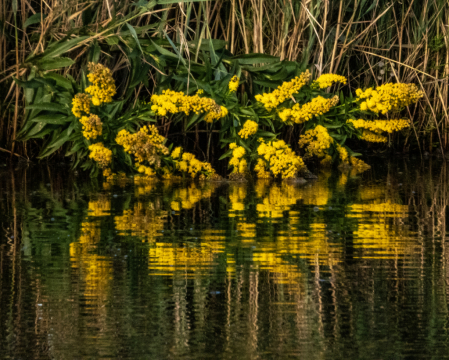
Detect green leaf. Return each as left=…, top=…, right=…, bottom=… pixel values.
left=31, top=114, right=70, bottom=124
left=26, top=103, right=67, bottom=112
left=126, top=23, right=143, bottom=53
left=232, top=53, right=280, bottom=65
left=13, top=77, right=44, bottom=89
left=23, top=13, right=46, bottom=29
left=35, top=57, right=75, bottom=70
left=39, top=36, right=89, bottom=60
left=218, top=148, right=233, bottom=160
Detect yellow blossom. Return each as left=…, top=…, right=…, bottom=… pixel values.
left=314, top=74, right=347, bottom=89
left=229, top=75, right=239, bottom=92
left=298, top=125, right=333, bottom=159
left=72, top=93, right=91, bottom=118
left=361, top=130, right=388, bottom=143
left=356, top=83, right=423, bottom=114
left=88, top=143, right=112, bottom=168
left=171, top=147, right=182, bottom=159
left=347, top=119, right=410, bottom=134
left=278, top=96, right=339, bottom=125
left=79, top=114, right=102, bottom=140
left=115, top=125, right=169, bottom=167
left=85, top=63, right=116, bottom=105
left=256, top=139, right=304, bottom=179
left=255, top=70, right=311, bottom=111
left=151, top=89, right=227, bottom=123
left=238, top=120, right=259, bottom=139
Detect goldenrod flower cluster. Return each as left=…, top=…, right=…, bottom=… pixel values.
left=255, top=70, right=311, bottom=111
left=85, top=63, right=116, bottom=105
left=356, top=83, right=423, bottom=114
left=314, top=74, right=347, bottom=89
left=256, top=139, right=304, bottom=179
left=150, top=89, right=228, bottom=123
left=88, top=143, right=112, bottom=168
left=238, top=120, right=258, bottom=139
left=229, top=143, right=247, bottom=173
left=254, top=158, right=271, bottom=179
left=116, top=125, right=169, bottom=167
left=278, top=96, right=339, bottom=124
left=347, top=119, right=410, bottom=133
left=72, top=93, right=91, bottom=118
left=298, top=125, right=333, bottom=158
left=79, top=114, right=103, bottom=140
left=229, top=75, right=239, bottom=92
left=171, top=146, right=182, bottom=159
left=349, top=156, right=371, bottom=169
left=361, top=130, right=388, bottom=143
left=336, top=144, right=349, bottom=164
left=177, top=152, right=215, bottom=178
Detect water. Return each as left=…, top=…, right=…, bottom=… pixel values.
left=1, top=159, right=449, bottom=359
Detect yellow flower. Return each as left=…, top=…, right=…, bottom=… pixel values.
left=115, top=125, right=169, bottom=167
left=79, top=114, right=102, bottom=140
left=171, top=146, right=182, bottom=159
left=238, top=159, right=247, bottom=173
left=88, top=143, right=112, bottom=168
left=314, top=74, right=347, bottom=89
left=151, top=90, right=227, bottom=123
left=278, top=96, right=339, bottom=125
left=85, top=63, right=116, bottom=105
left=255, top=139, right=304, bottom=179
left=229, top=75, right=239, bottom=92
left=255, top=70, right=311, bottom=111
left=347, top=119, right=410, bottom=134
left=72, top=93, right=91, bottom=118
left=298, top=125, right=333, bottom=159
left=361, top=130, right=388, bottom=143
left=336, top=144, right=348, bottom=164
left=232, top=146, right=246, bottom=159
left=356, top=83, right=423, bottom=114
left=238, top=120, right=259, bottom=139
left=175, top=152, right=215, bottom=178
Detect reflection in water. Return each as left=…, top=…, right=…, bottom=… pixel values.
left=2, top=160, right=449, bottom=358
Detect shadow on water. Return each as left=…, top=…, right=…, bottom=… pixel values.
left=1, top=158, right=449, bottom=359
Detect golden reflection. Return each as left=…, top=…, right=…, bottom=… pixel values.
left=70, top=221, right=113, bottom=308
left=114, top=202, right=167, bottom=241
left=229, top=184, right=247, bottom=215
left=171, top=182, right=218, bottom=210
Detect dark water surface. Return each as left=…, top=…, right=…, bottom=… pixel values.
left=1, top=159, right=449, bottom=359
